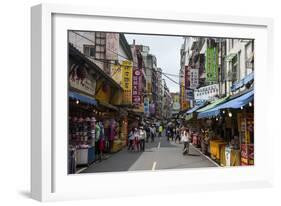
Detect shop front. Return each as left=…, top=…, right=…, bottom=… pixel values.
left=195, top=89, right=254, bottom=167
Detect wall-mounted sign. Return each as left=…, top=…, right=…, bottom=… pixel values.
left=69, top=64, right=96, bottom=96
left=132, top=69, right=142, bottom=105
left=121, top=60, right=133, bottom=104
left=190, top=68, right=199, bottom=89
left=194, top=84, right=219, bottom=101
left=205, top=47, right=218, bottom=82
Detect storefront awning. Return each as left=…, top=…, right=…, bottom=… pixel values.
left=69, top=91, right=97, bottom=106
left=197, top=89, right=254, bottom=119
left=215, top=89, right=254, bottom=110
left=231, top=71, right=254, bottom=92
left=197, top=96, right=229, bottom=113
left=185, top=102, right=205, bottom=115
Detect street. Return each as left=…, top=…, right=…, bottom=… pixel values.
left=81, top=135, right=217, bottom=174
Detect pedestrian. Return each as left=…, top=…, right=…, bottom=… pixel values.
left=139, top=126, right=147, bottom=151
left=133, top=128, right=140, bottom=152
left=181, top=128, right=190, bottom=155
left=151, top=125, right=156, bottom=142
left=127, top=129, right=135, bottom=151
left=158, top=124, right=163, bottom=137
left=174, top=126, right=181, bottom=143
left=145, top=125, right=151, bottom=143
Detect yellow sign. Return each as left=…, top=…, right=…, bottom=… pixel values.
left=121, top=60, right=133, bottom=104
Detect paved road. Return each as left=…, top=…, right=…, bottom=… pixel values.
left=81, top=135, right=217, bottom=174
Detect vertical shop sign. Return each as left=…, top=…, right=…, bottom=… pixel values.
left=190, top=68, right=199, bottom=89
left=132, top=69, right=141, bottom=105
left=144, top=97, right=150, bottom=116
left=121, top=60, right=133, bottom=104
left=105, top=33, right=119, bottom=60
left=205, top=47, right=218, bottom=82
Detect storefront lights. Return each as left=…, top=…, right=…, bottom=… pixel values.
left=228, top=112, right=232, bottom=117
left=241, top=106, right=243, bottom=110
left=249, top=102, right=252, bottom=107
left=76, top=100, right=79, bottom=104
left=222, top=110, right=225, bottom=114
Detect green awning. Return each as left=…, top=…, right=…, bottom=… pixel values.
left=197, top=96, right=229, bottom=113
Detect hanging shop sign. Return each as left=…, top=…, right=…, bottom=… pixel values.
left=111, top=64, right=122, bottom=84
left=144, top=97, right=150, bottom=116
left=121, top=60, right=133, bottom=104
left=132, top=69, right=142, bottom=105
left=149, top=103, right=155, bottom=115
left=205, top=47, right=218, bottom=83
left=105, top=33, right=119, bottom=60
left=69, top=64, right=96, bottom=96
left=190, top=68, right=199, bottom=89
left=184, top=66, right=190, bottom=99
left=194, top=84, right=219, bottom=101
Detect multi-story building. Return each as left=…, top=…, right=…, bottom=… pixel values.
left=162, top=79, right=173, bottom=119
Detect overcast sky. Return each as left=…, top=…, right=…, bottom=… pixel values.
left=125, top=34, right=184, bottom=93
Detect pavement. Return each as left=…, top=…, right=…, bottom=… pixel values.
left=80, top=135, right=217, bottom=174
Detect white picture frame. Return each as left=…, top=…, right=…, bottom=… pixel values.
left=31, top=3, right=274, bottom=202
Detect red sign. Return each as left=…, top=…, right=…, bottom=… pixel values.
left=132, top=69, right=142, bottom=104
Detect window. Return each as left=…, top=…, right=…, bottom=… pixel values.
left=83, top=45, right=96, bottom=57
left=231, top=55, right=238, bottom=82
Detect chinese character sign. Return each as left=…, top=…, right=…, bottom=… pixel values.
left=121, top=60, right=133, bottom=104
left=190, top=68, right=199, bottom=89
left=205, top=47, right=218, bottom=82
left=132, top=69, right=142, bottom=105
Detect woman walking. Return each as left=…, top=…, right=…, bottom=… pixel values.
left=181, top=128, right=190, bottom=155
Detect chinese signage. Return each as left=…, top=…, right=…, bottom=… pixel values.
left=190, top=68, right=199, bottom=89
left=106, top=33, right=119, bottom=60
left=194, top=84, right=219, bottom=101
left=132, top=69, right=142, bottom=105
left=205, top=47, right=218, bottom=82
left=69, top=64, right=96, bottom=96
left=121, top=60, right=133, bottom=104
left=144, top=97, right=150, bottom=116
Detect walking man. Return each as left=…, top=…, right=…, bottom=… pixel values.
left=139, top=126, right=147, bottom=151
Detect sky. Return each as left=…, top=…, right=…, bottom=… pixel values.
left=125, top=34, right=184, bottom=93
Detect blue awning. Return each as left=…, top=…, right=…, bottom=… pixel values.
left=185, top=103, right=205, bottom=114
left=69, top=91, right=97, bottom=106
left=197, top=89, right=254, bottom=119
left=197, top=109, right=221, bottom=119
left=215, top=89, right=254, bottom=110
left=231, top=72, right=254, bottom=92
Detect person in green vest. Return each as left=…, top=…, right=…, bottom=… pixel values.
left=158, top=125, right=163, bottom=137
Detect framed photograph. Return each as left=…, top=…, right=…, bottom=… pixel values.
left=31, top=3, right=274, bottom=202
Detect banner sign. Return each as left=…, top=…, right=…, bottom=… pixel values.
left=69, top=64, right=96, bottom=96
left=132, top=69, right=142, bottom=104
left=121, top=60, right=133, bottom=104
left=205, top=47, right=218, bottom=82
left=190, top=68, right=199, bottom=89
left=194, top=84, right=219, bottom=101
left=144, top=97, right=150, bottom=115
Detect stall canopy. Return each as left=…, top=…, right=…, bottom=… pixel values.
left=231, top=72, right=254, bottom=92
left=185, top=102, right=205, bottom=115
left=69, top=91, right=97, bottom=106
left=197, top=89, right=254, bottom=119
left=197, top=96, right=229, bottom=113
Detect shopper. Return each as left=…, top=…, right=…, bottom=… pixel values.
left=158, top=124, right=163, bottom=137
left=133, top=128, right=140, bottom=152
left=181, top=128, right=190, bottom=155
left=151, top=125, right=156, bottom=142
left=145, top=125, right=151, bottom=143
left=174, top=126, right=181, bottom=143
left=139, top=126, right=147, bottom=151
left=127, top=129, right=135, bottom=151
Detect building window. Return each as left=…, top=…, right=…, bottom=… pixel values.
left=83, top=45, right=96, bottom=57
